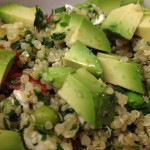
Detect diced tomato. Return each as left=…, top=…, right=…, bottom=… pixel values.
left=29, top=76, right=47, bottom=94
left=0, top=45, right=5, bottom=49
left=4, top=73, right=22, bottom=90
left=12, top=50, right=21, bottom=67
left=46, top=14, right=54, bottom=23
left=5, top=71, right=47, bottom=94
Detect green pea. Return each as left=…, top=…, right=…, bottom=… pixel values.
left=33, top=105, right=60, bottom=125
left=126, top=91, right=145, bottom=108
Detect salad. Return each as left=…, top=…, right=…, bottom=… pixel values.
left=0, top=0, right=149, bottom=149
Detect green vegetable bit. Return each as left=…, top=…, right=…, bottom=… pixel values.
left=55, top=6, right=66, bottom=14
left=126, top=91, right=145, bottom=108
left=51, top=33, right=66, bottom=40
left=33, top=105, right=60, bottom=125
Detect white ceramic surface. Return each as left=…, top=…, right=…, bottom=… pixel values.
left=0, top=0, right=149, bottom=13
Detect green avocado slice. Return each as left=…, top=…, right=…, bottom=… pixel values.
left=58, top=74, right=96, bottom=127
left=0, top=130, right=24, bottom=150
left=0, top=3, right=36, bottom=26
left=0, top=49, right=16, bottom=88
left=97, top=52, right=144, bottom=94
left=64, top=40, right=102, bottom=77
left=42, top=66, right=75, bottom=89
left=101, top=3, right=143, bottom=40
left=58, top=68, right=115, bottom=128
left=67, top=13, right=111, bottom=52
left=91, top=0, right=121, bottom=14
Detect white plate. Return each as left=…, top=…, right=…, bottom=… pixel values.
left=0, top=0, right=149, bottom=13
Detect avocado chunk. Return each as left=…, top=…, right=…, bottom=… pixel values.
left=33, top=105, right=60, bottom=125
left=101, top=3, right=143, bottom=40
left=120, top=0, right=144, bottom=6
left=0, top=49, right=16, bottom=88
left=0, top=130, right=24, bottom=150
left=0, top=21, right=6, bottom=39
left=63, top=40, right=102, bottom=76
left=91, top=0, right=121, bottom=14
left=135, top=14, right=150, bottom=40
left=97, top=53, right=144, bottom=94
left=0, top=3, right=36, bottom=26
left=75, top=0, right=92, bottom=8
left=42, top=66, right=75, bottom=89
left=72, top=68, right=106, bottom=95
left=58, top=68, right=115, bottom=128
left=67, top=13, right=111, bottom=52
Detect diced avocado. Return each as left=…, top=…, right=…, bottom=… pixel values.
left=0, top=130, right=24, bottom=150
left=0, top=21, right=6, bottom=39
left=58, top=69, right=115, bottom=128
left=33, top=105, right=60, bottom=125
left=96, top=52, right=122, bottom=60
left=58, top=74, right=96, bottom=127
left=0, top=3, right=36, bottom=26
left=75, top=0, right=92, bottom=8
left=0, top=49, right=16, bottom=88
left=97, top=53, right=144, bottom=94
left=101, top=3, right=143, bottom=40
left=120, top=0, right=144, bottom=6
left=95, top=92, right=116, bottom=126
left=91, top=0, right=121, bottom=14
left=135, top=14, right=150, bottom=40
left=63, top=40, right=102, bottom=76
left=42, top=66, right=75, bottom=89
left=67, top=13, right=111, bottom=52
left=72, top=68, right=106, bottom=95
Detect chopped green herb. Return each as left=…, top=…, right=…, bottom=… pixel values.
left=60, top=22, right=68, bottom=27
left=10, top=41, right=21, bottom=50
left=146, top=41, right=150, bottom=46
left=44, top=23, right=50, bottom=29
left=42, top=38, right=54, bottom=48
left=51, top=33, right=66, bottom=40
left=25, top=30, right=32, bottom=35
left=38, top=71, right=43, bottom=80
left=24, top=39, right=34, bottom=47
left=56, top=143, right=64, bottom=150
left=19, top=49, right=25, bottom=54
left=34, top=5, right=46, bottom=29
left=34, top=90, right=50, bottom=105
left=136, top=102, right=150, bottom=115
left=70, top=124, right=78, bottom=130
left=55, top=6, right=66, bottom=14
left=34, top=123, right=53, bottom=140
left=88, top=9, right=99, bottom=16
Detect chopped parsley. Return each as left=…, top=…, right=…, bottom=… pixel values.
left=51, top=33, right=66, bottom=40
left=42, top=38, right=54, bottom=48
left=10, top=41, right=21, bottom=50
left=34, top=90, right=50, bottom=105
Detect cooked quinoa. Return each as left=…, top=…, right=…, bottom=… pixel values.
left=0, top=2, right=150, bottom=150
